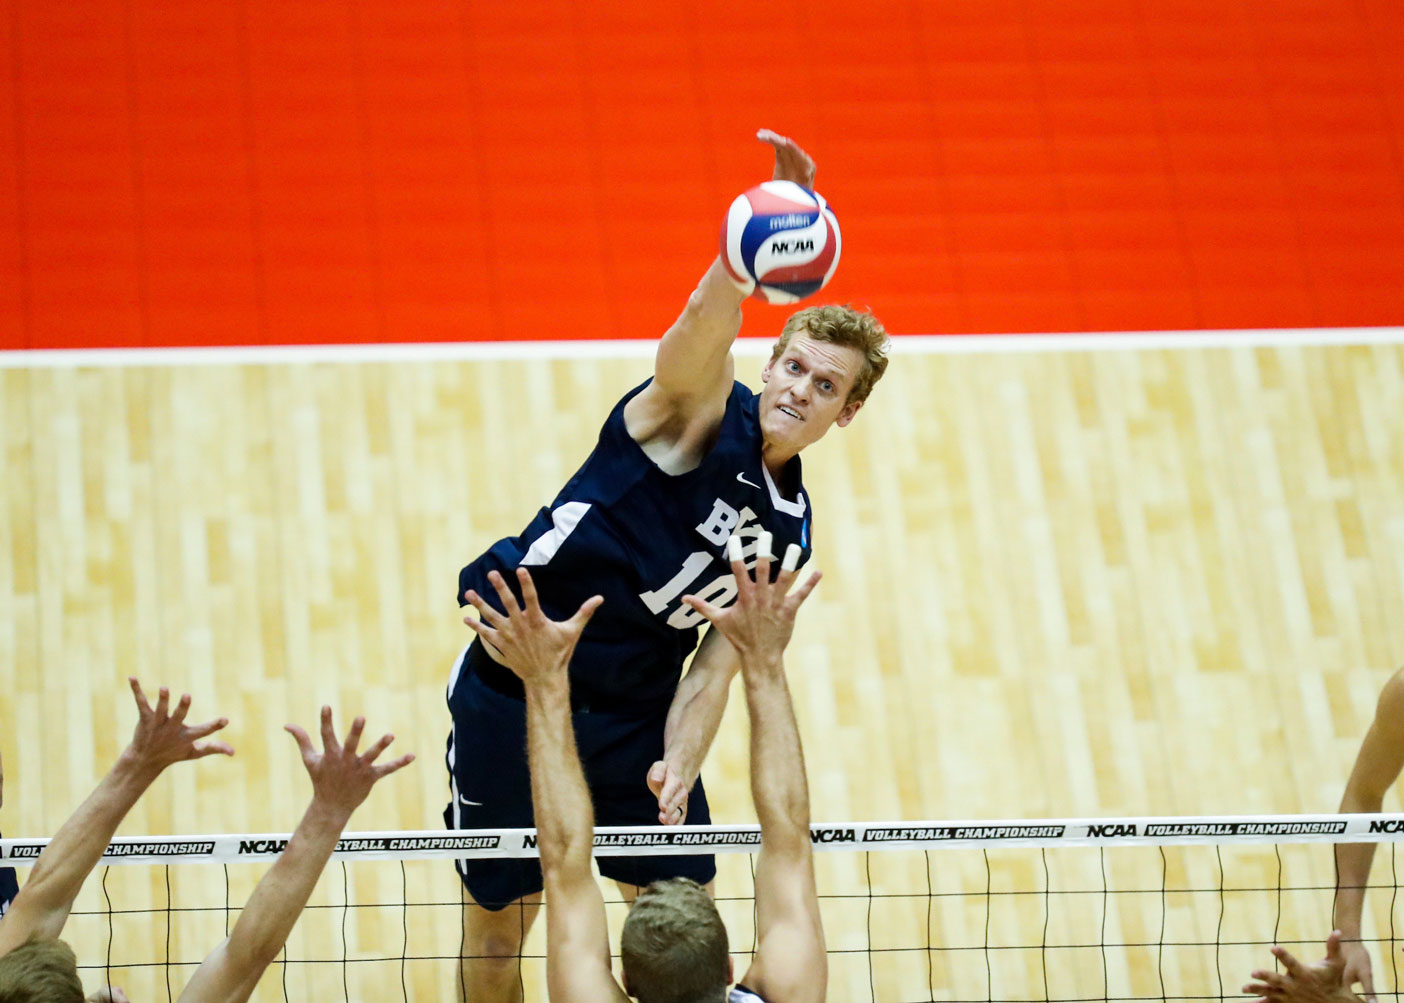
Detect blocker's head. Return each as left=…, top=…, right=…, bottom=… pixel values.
left=620, top=877, right=732, bottom=1003
left=0, top=937, right=85, bottom=1003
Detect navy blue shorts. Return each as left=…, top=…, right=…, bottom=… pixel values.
left=443, top=644, right=716, bottom=910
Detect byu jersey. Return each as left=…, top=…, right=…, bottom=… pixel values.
left=458, top=379, right=812, bottom=711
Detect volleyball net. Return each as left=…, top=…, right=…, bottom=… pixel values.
left=5, top=812, right=1403, bottom=1003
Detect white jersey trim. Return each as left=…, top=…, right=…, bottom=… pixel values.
left=760, top=461, right=806, bottom=518
left=520, top=502, right=592, bottom=566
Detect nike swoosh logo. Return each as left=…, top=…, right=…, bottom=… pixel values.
left=458, top=795, right=483, bottom=807
left=736, top=472, right=761, bottom=489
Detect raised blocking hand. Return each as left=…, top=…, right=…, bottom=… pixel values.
left=682, top=537, right=820, bottom=667
left=285, top=707, right=414, bottom=821
left=462, top=568, right=603, bottom=687
left=124, top=678, right=233, bottom=774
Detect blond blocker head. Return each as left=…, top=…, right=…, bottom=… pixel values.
left=0, top=937, right=85, bottom=1003
left=620, top=877, right=730, bottom=1003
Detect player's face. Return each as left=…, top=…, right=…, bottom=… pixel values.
left=759, top=332, right=865, bottom=454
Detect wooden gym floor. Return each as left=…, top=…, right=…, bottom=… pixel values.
left=2, top=338, right=1403, bottom=1000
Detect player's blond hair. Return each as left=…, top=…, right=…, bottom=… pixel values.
left=620, top=877, right=729, bottom=1003
left=0, top=937, right=85, bottom=1003
left=770, top=304, right=890, bottom=405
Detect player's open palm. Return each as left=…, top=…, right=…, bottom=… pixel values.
left=462, top=568, right=603, bottom=686
left=285, top=707, right=414, bottom=820
left=126, top=677, right=233, bottom=771
left=683, top=538, right=820, bottom=665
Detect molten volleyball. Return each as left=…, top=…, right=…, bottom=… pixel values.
left=720, top=181, right=841, bottom=304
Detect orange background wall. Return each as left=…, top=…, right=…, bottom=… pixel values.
left=2, top=0, right=1401, bottom=350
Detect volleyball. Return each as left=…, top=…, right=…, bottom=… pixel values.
left=720, top=181, right=841, bottom=304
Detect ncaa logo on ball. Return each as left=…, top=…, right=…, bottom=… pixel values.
left=721, top=180, right=842, bottom=304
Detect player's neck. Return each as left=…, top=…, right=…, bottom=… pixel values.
left=760, top=443, right=800, bottom=496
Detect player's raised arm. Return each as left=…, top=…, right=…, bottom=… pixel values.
left=179, top=708, right=412, bottom=1003
left=683, top=538, right=826, bottom=1003
left=1332, top=668, right=1404, bottom=1002
left=461, top=569, right=627, bottom=1003
left=0, top=680, right=232, bottom=957
left=627, top=131, right=818, bottom=438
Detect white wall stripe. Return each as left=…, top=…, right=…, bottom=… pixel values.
left=0, top=326, right=1400, bottom=369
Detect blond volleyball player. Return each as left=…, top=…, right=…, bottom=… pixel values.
left=0, top=679, right=411, bottom=1002
left=460, top=540, right=825, bottom=1003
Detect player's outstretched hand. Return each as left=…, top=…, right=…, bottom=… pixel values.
left=462, top=568, right=603, bottom=687
left=1243, top=931, right=1360, bottom=1003
left=285, top=707, right=414, bottom=821
left=758, top=128, right=817, bottom=189
left=124, top=677, right=233, bottom=775
left=682, top=536, right=820, bottom=668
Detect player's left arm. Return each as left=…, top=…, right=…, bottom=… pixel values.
left=461, top=570, right=628, bottom=1003
left=649, top=626, right=740, bottom=825
left=0, top=681, right=232, bottom=956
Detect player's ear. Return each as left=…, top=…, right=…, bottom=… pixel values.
left=760, top=359, right=773, bottom=383
left=836, top=398, right=863, bottom=427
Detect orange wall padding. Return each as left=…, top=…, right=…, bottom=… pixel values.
left=2, top=0, right=1402, bottom=349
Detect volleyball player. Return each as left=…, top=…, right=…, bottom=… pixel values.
left=460, top=542, right=825, bottom=1003
left=1330, top=666, right=1404, bottom=1002
left=444, top=129, right=887, bottom=999
left=0, top=679, right=412, bottom=1002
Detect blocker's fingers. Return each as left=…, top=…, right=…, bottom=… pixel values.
left=781, top=543, right=802, bottom=573
left=682, top=594, right=725, bottom=627
left=374, top=752, right=415, bottom=778
left=319, top=705, right=339, bottom=753
left=284, top=724, right=315, bottom=758
left=187, top=717, right=230, bottom=740
left=516, top=567, right=542, bottom=615
left=171, top=692, right=192, bottom=725
left=343, top=715, right=366, bottom=756
left=460, top=615, right=498, bottom=647
left=192, top=740, right=235, bottom=758
left=463, top=589, right=506, bottom=629
left=787, top=568, right=823, bottom=608
left=129, top=677, right=153, bottom=714
left=753, top=530, right=773, bottom=585
left=726, top=536, right=753, bottom=596
left=360, top=731, right=395, bottom=763
left=569, top=594, right=604, bottom=632
left=487, top=570, right=523, bottom=616
left=154, top=686, right=171, bottom=720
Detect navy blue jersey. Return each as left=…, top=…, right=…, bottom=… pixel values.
left=459, top=379, right=812, bottom=711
